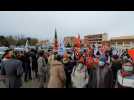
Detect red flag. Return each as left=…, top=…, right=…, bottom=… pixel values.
left=53, top=29, right=59, bottom=52
left=74, top=34, right=81, bottom=48
left=128, top=49, right=134, bottom=61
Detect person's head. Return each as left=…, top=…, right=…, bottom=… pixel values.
left=112, top=55, right=119, bottom=60
left=96, top=51, right=100, bottom=57
left=54, top=54, right=62, bottom=62
left=54, top=51, right=58, bottom=55
left=31, top=49, right=34, bottom=52
left=3, top=49, right=13, bottom=59
left=105, top=51, right=109, bottom=56
left=84, top=49, right=87, bottom=53
left=39, top=51, right=44, bottom=57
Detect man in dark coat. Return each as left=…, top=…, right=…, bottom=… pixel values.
left=23, top=52, right=32, bottom=81
left=0, top=49, right=23, bottom=88
left=63, top=53, right=76, bottom=88
left=30, top=49, right=38, bottom=79
left=111, top=55, right=122, bottom=87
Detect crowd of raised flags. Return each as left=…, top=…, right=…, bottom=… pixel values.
left=11, top=30, right=134, bottom=88
left=1, top=29, right=134, bottom=88
left=52, top=30, right=134, bottom=88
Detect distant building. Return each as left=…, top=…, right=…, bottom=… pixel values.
left=81, top=39, right=85, bottom=48
left=110, top=35, right=134, bottom=49
left=84, top=33, right=108, bottom=47
left=64, top=36, right=75, bottom=47
left=37, top=40, right=49, bottom=46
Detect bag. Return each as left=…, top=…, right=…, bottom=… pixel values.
left=71, top=63, right=89, bottom=88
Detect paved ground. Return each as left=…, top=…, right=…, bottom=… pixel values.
left=0, top=78, right=40, bottom=88
left=0, top=69, right=49, bottom=88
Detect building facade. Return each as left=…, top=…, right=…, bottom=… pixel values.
left=37, top=40, right=49, bottom=46
left=64, top=36, right=75, bottom=47
left=84, top=33, right=108, bottom=47
left=110, top=35, right=134, bottom=49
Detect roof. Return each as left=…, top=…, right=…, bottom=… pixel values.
left=111, top=35, right=134, bottom=40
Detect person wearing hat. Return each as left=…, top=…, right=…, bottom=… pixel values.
left=29, top=49, right=38, bottom=79
left=0, top=49, right=23, bottom=88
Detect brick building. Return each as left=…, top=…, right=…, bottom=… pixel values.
left=84, top=33, right=108, bottom=47
left=64, top=36, right=75, bottom=47
left=110, top=35, right=134, bottom=49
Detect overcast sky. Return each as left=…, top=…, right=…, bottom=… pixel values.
left=0, top=11, right=134, bottom=41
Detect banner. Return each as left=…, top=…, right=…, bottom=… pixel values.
left=25, top=40, right=29, bottom=52
left=58, top=39, right=65, bottom=56
left=74, top=34, right=81, bottom=48
left=53, top=29, right=59, bottom=52
left=128, top=49, right=134, bottom=61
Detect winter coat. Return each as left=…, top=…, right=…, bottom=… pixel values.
left=47, top=60, right=66, bottom=88
left=71, top=63, right=89, bottom=88
left=30, top=52, right=38, bottom=71
left=111, top=58, right=122, bottom=80
left=96, top=64, right=112, bottom=88
left=0, top=59, right=23, bottom=88
left=37, top=56, right=47, bottom=76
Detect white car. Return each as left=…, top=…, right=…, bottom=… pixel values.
left=14, top=47, right=25, bottom=53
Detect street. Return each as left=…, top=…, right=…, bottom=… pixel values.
left=0, top=76, right=45, bottom=88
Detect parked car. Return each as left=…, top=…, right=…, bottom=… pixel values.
left=14, top=47, right=25, bottom=54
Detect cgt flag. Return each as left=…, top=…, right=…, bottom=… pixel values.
left=25, top=40, right=30, bottom=52
left=53, top=29, right=59, bottom=52
left=58, top=39, right=65, bottom=56
left=74, top=34, right=81, bottom=48
left=128, top=49, right=134, bottom=61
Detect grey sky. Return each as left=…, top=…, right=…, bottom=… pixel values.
left=0, top=11, right=134, bottom=41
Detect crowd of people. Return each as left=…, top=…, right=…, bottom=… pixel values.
left=0, top=45, right=134, bottom=88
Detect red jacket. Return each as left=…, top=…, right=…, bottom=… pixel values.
left=86, top=56, right=94, bottom=69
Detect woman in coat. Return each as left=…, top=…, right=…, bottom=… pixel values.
left=47, top=55, right=66, bottom=88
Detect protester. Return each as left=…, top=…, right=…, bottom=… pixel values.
left=0, top=44, right=133, bottom=88
left=23, top=52, right=32, bottom=82
left=71, top=56, right=89, bottom=88
left=111, top=55, right=122, bottom=87
left=63, top=52, right=70, bottom=88
left=63, top=52, right=76, bottom=88
left=96, top=56, right=112, bottom=88
left=86, top=49, right=96, bottom=88
left=37, top=51, right=47, bottom=88
left=0, top=49, right=23, bottom=88
left=47, top=54, right=66, bottom=88
left=30, top=49, right=38, bottom=79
